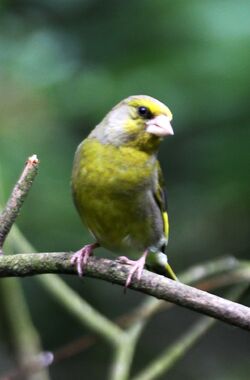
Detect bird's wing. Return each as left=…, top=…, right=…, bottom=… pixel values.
left=153, top=161, right=169, bottom=241
left=152, top=162, right=178, bottom=280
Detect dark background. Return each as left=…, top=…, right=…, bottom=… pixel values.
left=0, top=1, right=249, bottom=379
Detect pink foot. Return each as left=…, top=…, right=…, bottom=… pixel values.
left=71, top=242, right=99, bottom=276
left=118, top=250, right=148, bottom=288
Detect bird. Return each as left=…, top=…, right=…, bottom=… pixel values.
left=71, top=95, right=178, bottom=287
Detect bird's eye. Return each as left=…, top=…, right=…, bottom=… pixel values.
left=137, top=106, right=153, bottom=119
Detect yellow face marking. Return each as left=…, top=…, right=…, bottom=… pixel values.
left=119, top=96, right=173, bottom=152
left=127, top=96, right=173, bottom=121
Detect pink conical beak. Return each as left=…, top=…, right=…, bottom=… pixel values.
left=146, top=115, right=174, bottom=137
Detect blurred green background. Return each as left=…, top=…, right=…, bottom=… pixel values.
left=0, top=0, right=249, bottom=379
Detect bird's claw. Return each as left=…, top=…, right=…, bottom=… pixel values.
left=117, top=251, right=148, bottom=288
left=71, top=243, right=99, bottom=276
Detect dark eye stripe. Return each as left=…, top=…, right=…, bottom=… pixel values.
left=138, top=106, right=153, bottom=119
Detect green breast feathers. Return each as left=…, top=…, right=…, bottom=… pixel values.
left=72, top=138, right=168, bottom=256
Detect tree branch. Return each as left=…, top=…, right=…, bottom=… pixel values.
left=0, top=155, right=249, bottom=380
left=0, top=252, right=249, bottom=331
left=0, top=155, right=39, bottom=253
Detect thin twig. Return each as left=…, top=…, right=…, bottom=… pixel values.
left=110, top=323, right=143, bottom=380
left=0, top=158, right=50, bottom=380
left=134, top=317, right=215, bottom=380
left=38, top=274, right=123, bottom=346
left=0, top=275, right=51, bottom=380
left=0, top=155, right=39, bottom=253
left=0, top=352, right=53, bottom=380
left=131, top=283, right=249, bottom=380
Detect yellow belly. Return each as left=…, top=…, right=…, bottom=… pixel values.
left=72, top=139, right=163, bottom=256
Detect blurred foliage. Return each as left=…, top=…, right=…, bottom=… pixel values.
left=0, top=0, right=249, bottom=379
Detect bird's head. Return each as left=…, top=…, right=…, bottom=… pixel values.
left=90, top=95, right=174, bottom=153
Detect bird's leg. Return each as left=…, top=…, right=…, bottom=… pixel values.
left=118, top=250, right=148, bottom=288
left=71, top=242, right=99, bottom=276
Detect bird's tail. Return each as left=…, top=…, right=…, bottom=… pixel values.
left=165, top=262, right=179, bottom=281
left=147, top=251, right=178, bottom=280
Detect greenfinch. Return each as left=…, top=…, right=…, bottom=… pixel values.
left=71, top=95, right=177, bottom=287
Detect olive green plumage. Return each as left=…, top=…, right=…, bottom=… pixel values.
left=72, top=95, right=177, bottom=281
